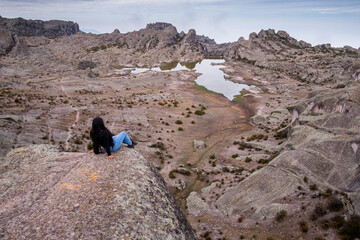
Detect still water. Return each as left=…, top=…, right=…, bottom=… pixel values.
left=125, top=59, right=252, bottom=101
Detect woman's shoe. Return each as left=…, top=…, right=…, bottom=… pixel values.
left=127, top=141, right=138, bottom=148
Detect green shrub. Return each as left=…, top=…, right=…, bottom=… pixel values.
left=299, top=220, right=308, bottom=232
left=311, top=206, right=326, bottom=222
left=331, top=215, right=345, bottom=229
left=210, top=154, right=215, bottom=159
left=245, top=157, right=252, bottom=162
left=194, top=109, right=205, bottom=115
left=74, top=138, right=82, bottom=144
left=178, top=127, right=184, bottom=131
left=169, top=170, right=176, bottom=179
left=232, top=154, right=239, bottom=158
left=275, top=210, right=287, bottom=222
left=310, top=184, right=317, bottom=191
left=90, top=46, right=100, bottom=52
left=303, top=176, right=308, bottom=183
left=321, top=220, right=330, bottom=229
left=175, top=120, right=182, bottom=124
left=340, top=215, right=360, bottom=239
left=87, top=142, right=93, bottom=150
left=328, top=197, right=343, bottom=212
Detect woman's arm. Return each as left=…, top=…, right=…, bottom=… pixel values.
left=98, top=131, right=113, bottom=157
left=93, top=142, right=100, bottom=154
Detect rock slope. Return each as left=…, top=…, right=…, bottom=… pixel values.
left=216, top=85, right=360, bottom=218
left=0, top=145, right=196, bottom=239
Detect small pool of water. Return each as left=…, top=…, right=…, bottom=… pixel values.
left=125, top=60, right=252, bottom=101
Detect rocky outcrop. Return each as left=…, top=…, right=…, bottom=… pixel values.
left=0, top=28, right=15, bottom=55
left=216, top=85, right=360, bottom=218
left=226, top=29, right=360, bottom=85
left=0, top=145, right=196, bottom=239
left=146, top=22, right=174, bottom=31
left=0, top=16, right=80, bottom=37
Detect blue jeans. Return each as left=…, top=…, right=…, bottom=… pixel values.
left=109, top=131, right=132, bottom=152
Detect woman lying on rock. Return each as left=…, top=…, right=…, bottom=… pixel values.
left=88, top=117, right=137, bottom=159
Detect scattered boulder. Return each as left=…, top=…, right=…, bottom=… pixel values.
left=253, top=203, right=292, bottom=221
left=186, top=192, right=209, bottom=217
left=77, top=60, right=97, bottom=70
left=236, top=154, right=270, bottom=162
left=0, top=114, right=21, bottom=122
left=174, top=179, right=186, bottom=191
left=175, top=167, right=191, bottom=176
left=193, top=140, right=206, bottom=149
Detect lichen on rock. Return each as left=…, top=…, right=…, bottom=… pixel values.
left=0, top=144, right=196, bottom=239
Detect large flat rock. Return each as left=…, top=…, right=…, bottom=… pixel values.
left=0, top=145, right=195, bottom=239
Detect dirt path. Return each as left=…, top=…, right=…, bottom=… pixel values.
left=170, top=87, right=253, bottom=205
left=59, top=79, right=80, bottom=150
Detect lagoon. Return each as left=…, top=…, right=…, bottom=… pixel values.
left=125, top=59, right=252, bottom=101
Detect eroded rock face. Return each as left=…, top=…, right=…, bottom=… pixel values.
left=216, top=85, right=360, bottom=218
left=0, top=28, right=15, bottom=55
left=0, top=16, right=80, bottom=37
left=0, top=145, right=196, bottom=239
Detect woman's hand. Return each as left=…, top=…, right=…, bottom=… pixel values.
left=88, top=150, right=94, bottom=154
left=108, top=155, right=115, bottom=160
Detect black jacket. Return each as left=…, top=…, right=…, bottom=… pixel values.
left=93, top=130, right=113, bottom=156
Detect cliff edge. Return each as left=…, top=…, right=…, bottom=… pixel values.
left=0, top=145, right=196, bottom=239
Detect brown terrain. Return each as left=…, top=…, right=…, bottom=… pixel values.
left=1, top=17, right=360, bottom=239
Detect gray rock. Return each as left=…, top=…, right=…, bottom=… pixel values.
left=77, top=60, right=97, bottom=70
left=0, top=16, right=79, bottom=37
left=0, top=28, right=15, bottom=55
left=175, top=167, right=191, bottom=176
left=216, top=85, right=360, bottom=218
left=215, top=166, right=302, bottom=216
left=186, top=192, right=209, bottom=217
left=193, top=140, right=206, bottom=149
left=0, top=114, right=21, bottom=122
left=146, top=22, right=174, bottom=30
left=245, top=141, right=282, bottom=154
left=201, top=182, right=219, bottom=195
left=253, top=203, right=291, bottom=221
left=112, top=29, right=120, bottom=34
left=174, top=179, right=186, bottom=191
left=250, top=114, right=266, bottom=125
left=0, top=145, right=196, bottom=239
left=236, top=154, right=270, bottom=162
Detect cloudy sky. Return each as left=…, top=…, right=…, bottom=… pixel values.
left=1, top=0, right=359, bottom=48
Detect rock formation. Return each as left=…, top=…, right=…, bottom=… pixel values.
left=0, top=28, right=15, bottom=55
left=0, top=16, right=80, bottom=37
left=0, top=145, right=196, bottom=239
left=226, top=29, right=360, bottom=85
left=1, top=16, right=360, bottom=238
left=216, top=85, right=360, bottom=219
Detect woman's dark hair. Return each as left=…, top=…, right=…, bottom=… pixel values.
left=90, top=117, right=114, bottom=147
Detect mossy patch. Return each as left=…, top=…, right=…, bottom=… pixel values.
left=194, top=83, right=223, bottom=96
left=232, top=89, right=250, bottom=102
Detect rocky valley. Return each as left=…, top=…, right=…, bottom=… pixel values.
left=1, top=16, right=360, bottom=239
